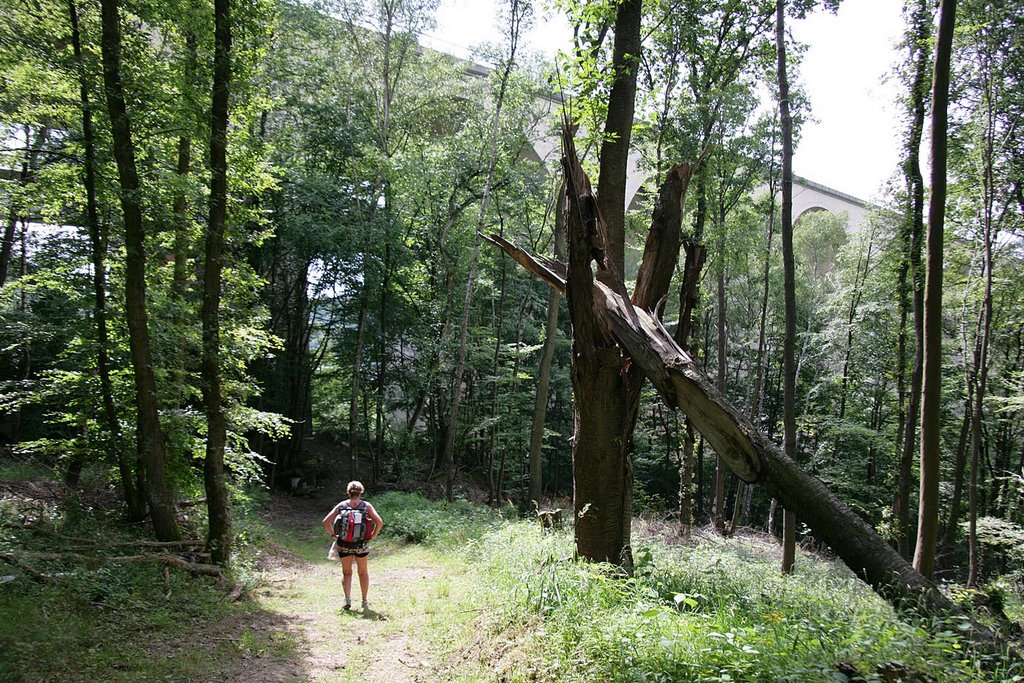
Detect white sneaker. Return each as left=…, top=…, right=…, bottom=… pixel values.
left=361, top=600, right=370, bottom=610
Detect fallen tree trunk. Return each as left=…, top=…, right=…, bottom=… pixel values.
left=1, top=551, right=222, bottom=578
left=0, top=552, right=56, bottom=583
left=484, top=233, right=948, bottom=613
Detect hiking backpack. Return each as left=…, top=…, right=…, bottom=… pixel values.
left=333, top=500, right=375, bottom=543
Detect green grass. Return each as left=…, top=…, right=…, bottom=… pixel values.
left=373, top=491, right=507, bottom=546
left=0, top=472, right=296, bottom=682
left=0, top=563, right=268, bottom=682
left=454, top=521, right=1024, bottom=683
left=4, top=478, right=1022, bottom=683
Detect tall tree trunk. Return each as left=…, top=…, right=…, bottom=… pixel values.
left=894, top=0, right=931, bottom=560
left=443, top=2, right=524, bottom=501
left=731, top=177, right=777, bottom=533
left=99, top=0, right=180, bottom=541
left=528, top=185, right=565, bottom=506
left=67, top=0, right=144, bottom=517
left=170, top=30, right=197, bottom=407
left=776, top=0, right=797, bottom=574
left=943, top=400, right=971, bottom=545
left=749, top=143, right=777, bottom=427
left=488, top=215, right=510, bottom=505
left=968, top=53, right=997, bottom=587
left=202, top=0, right=233, bottom=564
left=675, top=225, right=706, bottom=534
left=566, top=0, right=643, bottom=568
left=563, top=113, right=700, bottom=570
left=914, top=0, right=957, bottom=580
left=374, top=241, right=390, bottom=487
left=714, top=215, right=728, bottom=533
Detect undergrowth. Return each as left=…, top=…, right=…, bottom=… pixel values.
left=456, top=520, right=1024, bottom=683
left=375, top=490, right=506, bottom=546
left=0, top=466, right=286, bottom=682
left=4, top=473, right=1023, bottom=682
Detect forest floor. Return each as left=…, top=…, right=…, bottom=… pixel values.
left=223, top=488, right=475, bottom=683
left=0, top=464, right=492, bottom=682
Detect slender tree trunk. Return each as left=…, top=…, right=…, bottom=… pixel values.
left=349, top=295, right=368, bottom=479
left=374, top=241, right=390, bottom=487
left=67, top=0, right=143, bottom=516
left=943, top=401, right=971, bottom=543
left=172, top=135, right=192, bottom=298
left=714, top=217, right=728, bottom=533
left=99, top=0, right=180, bottom=541
left=528, top=186, right=564, bottom=506
left=443, top=4, right=524, bottom=501
left=676, top=226, right=705, bottom=534
left=776, top=0, right=797, bottom=574
left=202, top=0, right=232, bottom=564
left=895, top=0, right=931, bottom=560
left=833, top=232, right=876, bottom=461
left=968, top=58, right=997, bottom=587
left=914, top=0, right=957, bottom=580
left=749, top=147, right=777, bottom=426
left=488, top=218, right=510, bottom=505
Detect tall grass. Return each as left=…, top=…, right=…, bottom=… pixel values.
left=458, top=519, right=1024, bottom=682
left=374, top=491, right=506, bottom=546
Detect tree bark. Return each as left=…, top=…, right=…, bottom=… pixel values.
left=714, top=213, right=728, bottom=533
left=567, top=0, right=643, bottom=570
left=968, top=40, right=997, bottom=586
left=776, top=0, right=797, bottom=574
left=894, top=0, right=930, bottom=560
left=202, top=0, right=233, bottom=564
left=99, top=0, right=180, bottom=541
left=914, top=0, right=957, bottom=580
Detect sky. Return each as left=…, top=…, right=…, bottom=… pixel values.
left=422, top=0, right=907, bottom=203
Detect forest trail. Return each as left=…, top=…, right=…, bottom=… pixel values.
left=233, top=491, right=465, bottom=683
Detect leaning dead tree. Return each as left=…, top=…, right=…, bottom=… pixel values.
left=486, top=128, right=955, bottom=616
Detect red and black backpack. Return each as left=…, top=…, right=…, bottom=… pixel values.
left=333, top=500, right=375, bottom=544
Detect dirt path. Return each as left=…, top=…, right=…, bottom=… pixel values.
left=232, top=493, right=466, bottom=683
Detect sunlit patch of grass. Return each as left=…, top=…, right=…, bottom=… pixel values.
left=457, top=521, right=1024, bottom=682
left=373, top=491, right=506, bottom=546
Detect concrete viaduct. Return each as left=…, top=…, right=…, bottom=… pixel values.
left=510, top=81, right=872, bottom=233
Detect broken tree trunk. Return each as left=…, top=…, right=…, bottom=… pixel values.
left=485, top=232, right=952, bottom=614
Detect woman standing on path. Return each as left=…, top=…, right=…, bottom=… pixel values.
left=322, top=480, right=385, bottom=610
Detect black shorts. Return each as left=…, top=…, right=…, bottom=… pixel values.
left=337, top=541, right=370, bottom=558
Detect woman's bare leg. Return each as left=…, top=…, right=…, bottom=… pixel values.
left=356, top=555, right=370, bottom=604
left=341, top=555, right=354, bottom=603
